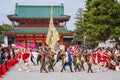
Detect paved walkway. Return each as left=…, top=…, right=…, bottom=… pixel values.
left=2, top=61, right=120, bottom=80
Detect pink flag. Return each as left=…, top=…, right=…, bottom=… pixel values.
left=28, top=43, right=35, bottom=50
left=15, top=42, right=24, bottom=48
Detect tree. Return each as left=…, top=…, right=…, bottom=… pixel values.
left=0, top=24, right=14, bottom=36
left=75, top=0, right=120, bottom=47
left=0, top=24, right=14, bottom=44
left=2, top=24, right=14, bottom=31
left=74, top=8, right=84, bottom=43
left=0, top=25, right=4, bottom=35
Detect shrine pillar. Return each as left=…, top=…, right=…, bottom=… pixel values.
left=24, top=35, right=27, bottom=48
left=42, top=35, right=45, bottom=47
left=60, top=35, right=63, bottom=45
left=33, top=34, right=36, bottom=44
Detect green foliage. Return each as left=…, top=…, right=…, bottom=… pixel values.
left=2, top=24, right=14, bottom=31
left=0, top=24, right=14, bottom=36
left=75, top=0, right=120, bottom=47
left=0, top=25, right=4, bottom=35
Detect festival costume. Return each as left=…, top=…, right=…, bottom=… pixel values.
left=87, top=56, right=93, bottom=73
left=73, top=55, right=80, bottom=72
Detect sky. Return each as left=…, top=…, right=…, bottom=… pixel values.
left=0, top=0, right=85, bottom=31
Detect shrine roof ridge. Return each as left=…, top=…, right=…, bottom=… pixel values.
left=8, top=3, right=70, bottom=19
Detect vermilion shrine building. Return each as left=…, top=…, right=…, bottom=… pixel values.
left=3, top=3, right=74, bottom=47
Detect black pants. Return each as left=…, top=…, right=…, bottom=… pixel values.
left=37, top=55, right=41, bottom=65
left=60, top=62, right=73, bottom=72
left=30, top=54, right=36, bottom=65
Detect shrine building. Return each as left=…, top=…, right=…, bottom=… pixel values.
left=3, top=3, right=74, bottom=47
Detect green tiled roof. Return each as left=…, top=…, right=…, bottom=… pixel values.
left=8, top=3, right=69, bottom=18
left=5, top=29, right=72, bottom=34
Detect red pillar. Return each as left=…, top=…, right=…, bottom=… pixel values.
left=60, top=35, right=63, bottom=45
left=24, top=35, right=27, bottom=48
left=42, top=35, right=45, bottom=47
left=33, top=34, right=36, bottom=44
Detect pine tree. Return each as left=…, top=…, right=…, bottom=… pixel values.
left=75, top=0, right=120, bottom=47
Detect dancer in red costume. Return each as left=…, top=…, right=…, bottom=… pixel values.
left=22, top=49, right=30, bottom=72
left=96, top=49, right=103, bottom=72
left=102, top=50, right=109, bottom=71
left=17, top=49, right=30, bottom=72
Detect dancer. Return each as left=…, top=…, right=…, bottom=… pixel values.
left=22, top=49, right=30, bottom=72
left=40, top=53, right=48, bottom=73
left=86, top=54, right=93, bottom=73
left=60, top=48, right=73, bottom=72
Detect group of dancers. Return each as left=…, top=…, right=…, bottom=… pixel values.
left=16, top=45, right=120, bottom=73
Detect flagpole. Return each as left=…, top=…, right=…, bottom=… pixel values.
left=46, top=5, right=59, bottom=51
